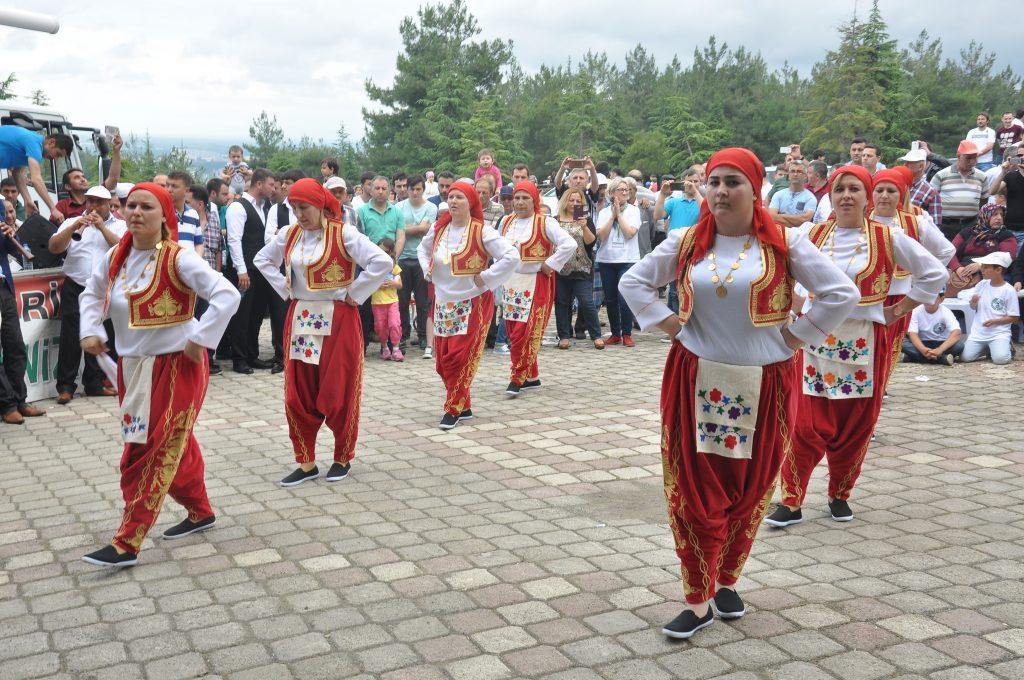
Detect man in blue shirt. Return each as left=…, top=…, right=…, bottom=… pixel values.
left=0, top=126, right=73, bottom=223
left=768, top=161, right=818, bottom=227
left=654, top=169, right=702, bottom=232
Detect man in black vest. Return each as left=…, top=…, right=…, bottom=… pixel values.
left=264, top=169, right=304, bottom=373
left=224, top=168, right=274, bottom=374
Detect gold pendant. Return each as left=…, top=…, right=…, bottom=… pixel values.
left=716, top=285, right=728, bottom=298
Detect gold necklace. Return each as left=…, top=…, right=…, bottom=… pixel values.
left=706, top=235, right=753, bottom=298
left=829, top=224, right=867, bottom=276
left=442, top=224, right=470, bottom=265
left=120, top=251, right=158, bottom=299
left=301, top=229, right=323, bottom=266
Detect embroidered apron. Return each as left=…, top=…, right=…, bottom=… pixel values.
left=289, top=300, right=335, bottom=365
left=802, top=318, right=874, bottom=399
left=119, top=356, right=155, bottom=444
left=434, top=298, right=473, bottom=337
left=502, top=271, right=537, bottom=323
left=693, top=358, right=762, bottom=460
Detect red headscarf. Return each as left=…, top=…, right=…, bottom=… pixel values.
left=871, top=168, right=908, bottom=206
left=691, top=147, right=787, bottom=262
left=513, top=181, right=541, bottom=212
left=893, top=165, right=915, bottom=210
left=106, top=182, right=178, bottom=283
left=827, top=165, right=874, bottom=215
left=432, top=181, right=483, bottom=233
left=288, top=177, right=341, bottom=219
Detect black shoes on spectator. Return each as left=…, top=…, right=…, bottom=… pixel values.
left=270, top=361, right=285, bottom=374
left=712, top=588, right=745, bottom=619
left=505, top=382, right=521, bottom=397
left=209, top=362, right=222, bottom=376
left=764, top=505, right=803, bottom=527
left=439, top=413, right=460, bottom=430
left=82, top=545, right=138, bottom=568
left=662, top=608, right=714, bottom=639
left=325, top=463, right=350, bottom=482
left=522, top=379, right=541, bottom=390
left=829, top=499, right=854, bottom=521
left=163, top=515, right=216, bottom=539
left=280, top=466, right=319, bottom=487
left=248, top=358, right=273, bottom=370
left=459, top=409, right=474, bottom=421
left=232, top=360, right=254, bottom=375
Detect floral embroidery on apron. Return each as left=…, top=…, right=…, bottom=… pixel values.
left=502, top=270, right=537, bottom=322
left=434, top=298, right=473, bottom=336
left=694, top=358, right=762, bottom=460
left=119, top=356, right=155, bottom=444
left=289, top=300, right=334, bottom=365
left=802, top=318, right=874, bottom=398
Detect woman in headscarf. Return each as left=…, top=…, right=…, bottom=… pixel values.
left=949, top=204, right=1018, bottom=292
left=620, top=148, right=859, bottom=640
left=498, top=181, right=575, bottom=396
left=417, top=181, right=519, bottom=429
left=870, top=168, right=955, bottom=379
left=769, top=165, right=947, bottom=530
left=254, top=178, right=392, bottom=487
left=78, top=183, right=241, bottom=567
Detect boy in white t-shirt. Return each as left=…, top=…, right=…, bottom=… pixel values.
left=962, top=251, right=1019, bottom=364
left=902, top=294, right=964, bottom=365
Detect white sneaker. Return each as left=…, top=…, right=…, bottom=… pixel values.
left=422, top=347, right=433, bottom=360
left=493, top=343, right=510, bottom=355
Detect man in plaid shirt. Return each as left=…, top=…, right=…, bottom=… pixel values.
left=202, top=178, right=230, bottom=271
left=902, top=148, right=942, bottom=227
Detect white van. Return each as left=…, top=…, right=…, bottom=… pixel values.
left=0, top=101, right=112, bottom=219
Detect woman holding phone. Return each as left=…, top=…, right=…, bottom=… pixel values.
left=554, top=188, right=603, bottom=349
left=595, top=177, right=643, bottom=346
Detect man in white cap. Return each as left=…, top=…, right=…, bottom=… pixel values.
left=930, top=140, right=989, bottom=239
left=901, top=147, right=942, bottom=225
left=112, top=182, right=134, bottom=220
left=48, top=185, right=127, bottom=403
left=323, top=176, right=359, bottom=227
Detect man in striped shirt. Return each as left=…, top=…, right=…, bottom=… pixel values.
left=167, top=171, right=205, bottom=257
left=930, top=140, right=988, bottom=240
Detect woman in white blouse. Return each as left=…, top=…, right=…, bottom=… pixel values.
left=254, top=179, right=392, bottom=488
left=417, top=181, right=519, bottom=430
left=620, top=148, right=859, bottom=640
left=595, top=177, right=643, bottom=346
left=78, top=183, right=240, bottom=568
left=768, top=165, right=948, bottom=529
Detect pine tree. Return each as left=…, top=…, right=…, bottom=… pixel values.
left=248, top=111, right=284, bottom=167
left=29, top=89, right=49, bottom=106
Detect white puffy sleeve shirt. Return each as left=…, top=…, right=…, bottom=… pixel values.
left=417, top=223, right=520, bottom=304
left=876, top=212, right=955, bottom=296
left=253, top=224, right=392, bottom=305
left=79, top=246, right=241, bottom=357
left=505, top=215, right=577, bottom=274
left=619, top=228, right=860, bottom=366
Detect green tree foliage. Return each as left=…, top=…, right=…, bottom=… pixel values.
left=248, top=110, right=285, bottom=167
left=120, top=133, right=197, bottom=182
left=29, top=89, right=49, bottom=106
left=0, top=73, right=16, bottom=100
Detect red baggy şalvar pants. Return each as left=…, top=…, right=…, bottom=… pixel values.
left=781, top=321, right=891, bottom=507
left=113, top=351, right=213, bottom=554
left=883, top=293, right=910, bottom=388
left=434, top=291, right=493, bottom=416
left=506, top=271, right=555, bottom=386
left=661, top=343, right=797, bottom=605
left=284, top=300, right=364, bottom=465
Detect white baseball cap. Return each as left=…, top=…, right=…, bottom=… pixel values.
left=324, top=177, right=347, bottom=190
left=900, top=149, right=927, bottom=162
left=84, top=186, right=112, bottom=200
left=115, top=182, right=134, bottom=199
left=973, top=251, right=1012, bottom=268
left=596, top=173, right=609, bottom=186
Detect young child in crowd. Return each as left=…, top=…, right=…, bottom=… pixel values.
left=221, top=145, right=251, bottom=196
left=963, top=251, right=1019, bottom=364
left=902, top=293, right=964, bottom=365
left=474, top=148, right=503, bottom=191
left=371, top=238, right=404, bottom=361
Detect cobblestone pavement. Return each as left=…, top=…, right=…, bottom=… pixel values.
left=2, top=327, right=1023, bottom=680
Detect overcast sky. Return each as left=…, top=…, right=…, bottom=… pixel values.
left=3, top=1, right=1018, bottom=146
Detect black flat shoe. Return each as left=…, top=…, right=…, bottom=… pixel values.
left=232, top=361, right=254, bottom=375
left=209, top=362, right=222, bottom=376
left=662, top=608, right=714, bottom=639
left=505, top=382, right=520, bottom=397
left=829, top=498, right=854, bottom=522
left=82, top=545, right=138, bottom=568
left=324, top=462, right=350, bottom=482
left=459, top=409, right=474, bottom=421
left=712, top=588, right=745, bottom=619
left=764, top=505, right=803, bottom=528
left=163, top=515, right=216, bottom=540
left=439, top=413, right=459, bottom=430
left=279, top=466, right=319, bottom=487
left=522, top=379, right=541, bottom=390
left=270, top=362, right=285, bottom=374
left=248, top=358, right=273, bottom=370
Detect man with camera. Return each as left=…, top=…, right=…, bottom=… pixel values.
left=990, top=144, right=1024, bottom=250
left=48, top=186, right=126, bottom=404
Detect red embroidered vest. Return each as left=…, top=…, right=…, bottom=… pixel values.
left=500, top=214, right=553, bottom=263
left=674, top=223, right=794, bottom=328
left=284, top=220, right=355, bottom=290
left=808, top=218, right=895, bottom=306
left=431, top=219, right=488, bottom=276
left=124, top=241, right=196, bottom=329
left=892, top=210, right=920, bottom=280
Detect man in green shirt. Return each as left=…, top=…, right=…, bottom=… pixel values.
left=1, top=178, right=25, bottom=221
left=357, top=175, right=404, bottom=245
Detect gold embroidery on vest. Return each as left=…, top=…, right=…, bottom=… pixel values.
left=148, top=290, right=182, bottom=318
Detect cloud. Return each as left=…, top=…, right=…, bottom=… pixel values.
left=2, top=1, right=1019, bottom=145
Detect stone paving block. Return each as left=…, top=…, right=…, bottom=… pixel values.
left=447, top=654, right=513, bottom=680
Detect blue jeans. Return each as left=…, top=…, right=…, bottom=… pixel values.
left=555, top=276, right=601, bottom=340
left=962, top=336, right=1013, bottom=364
left=667, top=284, right=679, bottom=314
left=901, top=337, right=964, bottom=362
left=598, top=262, right=635, bottom=337
left=495, top=313, right=508, bottom=345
